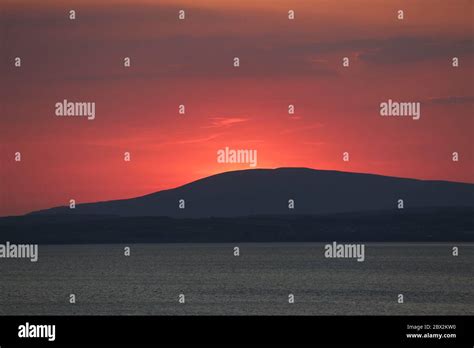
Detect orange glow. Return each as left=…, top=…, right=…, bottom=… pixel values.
left=1, top=0, right=472, bottom=216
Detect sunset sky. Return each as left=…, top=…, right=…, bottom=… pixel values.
left=1, top=0, right=473, bottom=216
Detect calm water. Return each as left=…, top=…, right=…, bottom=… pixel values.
left=0, top=243, right=472, bottom=315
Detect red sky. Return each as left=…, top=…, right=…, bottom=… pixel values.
left=1, top=0, right=473, bottom=216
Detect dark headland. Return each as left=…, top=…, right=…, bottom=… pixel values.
left=1, top=168, right=473, bottom=243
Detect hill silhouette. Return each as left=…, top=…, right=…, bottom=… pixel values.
left=28, top=168, right=473, bottom=217
left=1, top=168, right=472, bottom=243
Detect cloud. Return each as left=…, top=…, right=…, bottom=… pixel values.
left=170, top=133, right=222, bottom=145
left=5, top=0, right=471, bottom=84
left=205, top=117, right=250, bottom=129
left=280, top=123, right=324, bottom=135
left=426, top=96, right=474, bottom=105
left=356, top=37, right=473, bottom=64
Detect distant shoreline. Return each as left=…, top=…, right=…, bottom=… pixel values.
left=1, top=207, right=472, bottom=244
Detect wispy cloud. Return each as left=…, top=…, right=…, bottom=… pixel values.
left=204, top=117, right=250, bottom=129
left=280, top=123, right=324, bottom=135
left=164, top=133, right=223, bottom=145
left=426, top=95, right=474, bottom=105
left=357, top=37, right=473, bottom=64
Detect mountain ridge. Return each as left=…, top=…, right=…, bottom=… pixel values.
left=26, top=167, right=474, bottom=218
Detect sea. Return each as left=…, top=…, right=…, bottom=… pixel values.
left=0, top=243, right=472, bottom=315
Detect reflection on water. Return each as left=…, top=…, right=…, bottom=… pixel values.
left=0, top=243, right=472, bottom=315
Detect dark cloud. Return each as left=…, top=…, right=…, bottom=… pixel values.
left=357, top=37, right=473, bottom=64
left=427, top=95, right=474, bottom=105
left=3, top=1, right=472, bottom=83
